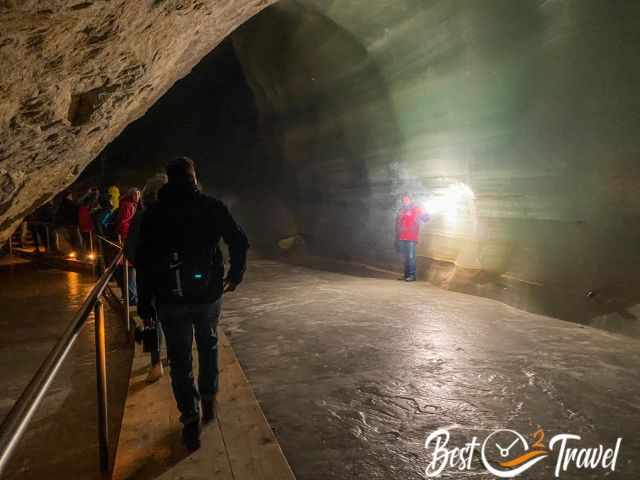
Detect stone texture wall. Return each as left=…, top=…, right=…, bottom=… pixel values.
left=3, top=0, right=640, bottom=332
left=233, top=0, right=640, bottom=332
left=0, top=0, right=274, bottom=243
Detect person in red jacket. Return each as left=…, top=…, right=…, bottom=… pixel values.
left=116, top=188, right=141, bottom=241
left=396, top=194, right=429, bottom=281
left=115, top=188, right=141, bottom=305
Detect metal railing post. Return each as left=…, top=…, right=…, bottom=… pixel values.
left=94, top=299, right=109, bottom=473
left=45, top=225, right=51, bottom=253
left=20, top=222, right=27, bottom=247
left=54, top=228, right=60, bottom=252
left=97, top=236, right=105, bottom=275
left=123, top=257, right=130, bottom=331
left=76, top=227, right=82, bottom=252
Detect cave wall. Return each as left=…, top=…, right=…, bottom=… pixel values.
left=80, top=40, right=258, bottom=189
left=0, top=0, right=274, bottom=243
left=79, top=38, right=297, bottom=249
left=233, top=0, right=640, bottom=332
left=234, top=2, right=404, bottom=260
left=4, top=0, right=640, bottom=332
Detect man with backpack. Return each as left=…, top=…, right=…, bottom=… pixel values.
left=136, top=157, right=249, bottom=451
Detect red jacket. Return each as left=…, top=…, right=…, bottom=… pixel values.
left=396, top=205, right=428, bottom=241
left=116, top=196, right=138, bottom=242
left=78, top=206, right=94, bottom=233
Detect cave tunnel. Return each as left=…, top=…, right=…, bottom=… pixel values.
left=75, top=0, right=640, bottom=333
left=1, top=1, right=640, bottom=479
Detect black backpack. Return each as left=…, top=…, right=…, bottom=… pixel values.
left=147, top=195, right=223, bottom=301
left=157, top=247, right=215, bottom=299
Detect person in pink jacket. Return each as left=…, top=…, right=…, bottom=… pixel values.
left=116, top=189, right=141, bottom=242
left=115, top=188, right=141, bottom=304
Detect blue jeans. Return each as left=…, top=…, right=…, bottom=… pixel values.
left=400, top=240, right=417, bottom=279
left=116, top=266, right=138, bottom=305
left=149, top=322, right=164, bottom=367
left=158, top=299, right=222, bottom=425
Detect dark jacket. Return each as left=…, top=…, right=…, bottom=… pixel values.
left=28, top=202, right=55, bottom=224
left=136, top=182, right=249, bottom=306
left=55, top=197, right=78, bottom=227
left=94, top=194, right=116, bottom=236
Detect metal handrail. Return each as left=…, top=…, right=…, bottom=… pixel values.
left=95, top=234, right=121, bottom=250
left=0, top=246, right=126, bottom=476
left=97, top=234, right=131, bottom=331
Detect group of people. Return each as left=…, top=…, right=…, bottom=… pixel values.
left=16, top=160, right=428, bottom=454
left=25, top=183, right=139, bottom=258
left=36, top=185, right=143, bottom=307
left=20, top=157, right=251, bottom=453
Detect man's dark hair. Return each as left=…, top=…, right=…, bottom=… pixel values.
left=166, top=156, right=196, bottom=184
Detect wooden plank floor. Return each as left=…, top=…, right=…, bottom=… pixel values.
left=112, top=327, right=295, bottom=480
left=0, top=254, right=31, bottom=266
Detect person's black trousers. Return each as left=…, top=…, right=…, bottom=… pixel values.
left=29, top=224, right=47, bottom=251
left=159, top=299, right=222, bottom=425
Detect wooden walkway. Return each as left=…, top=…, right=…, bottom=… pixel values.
left=0, top=254, right=31, bottom=266
left=112, top=328, right=295, bottom=480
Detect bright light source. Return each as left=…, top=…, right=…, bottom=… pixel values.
left=68, top=251, right=77, bottom=259
left=420, top=182, right=475, bottom=218
left=87, top=253, right=96, bottom=261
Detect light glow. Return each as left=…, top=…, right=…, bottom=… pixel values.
left=68, top=251, right=77, bottom=259
left=421, top=182, right=475, bottom=218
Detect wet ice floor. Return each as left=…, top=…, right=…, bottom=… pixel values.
left=222, top=259, right=640, bottom=480
left=0, top=263, right=132, bottom=479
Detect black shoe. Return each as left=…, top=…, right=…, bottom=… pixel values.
left=182, top=421, right=201, bottom=451
left=202, top=397, right=216, bottom=424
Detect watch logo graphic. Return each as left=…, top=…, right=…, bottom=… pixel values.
left=481, top=429, right=548, bottom=478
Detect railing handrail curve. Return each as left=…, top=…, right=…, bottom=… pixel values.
left=0, top=248, right=124, bottom=476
